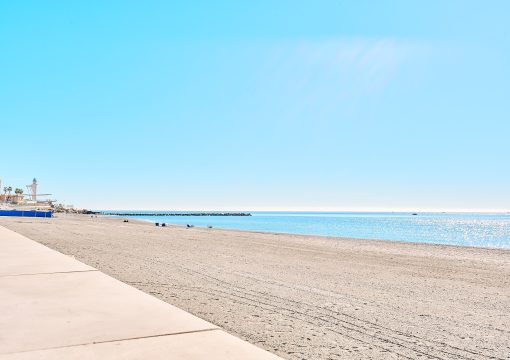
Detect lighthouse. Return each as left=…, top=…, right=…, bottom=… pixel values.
left=26, top=178, right=38, bottom=202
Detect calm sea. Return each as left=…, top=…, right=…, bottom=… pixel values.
left=103, top=211, right=510, bottom=249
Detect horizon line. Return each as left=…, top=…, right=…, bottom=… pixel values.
left=91, top=207, right=510, bottom=214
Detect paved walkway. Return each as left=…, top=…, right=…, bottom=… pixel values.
left=0, top=225, right=282, bottom=359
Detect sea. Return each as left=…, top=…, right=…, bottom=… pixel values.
left=101, top=211, right=510, bottom=249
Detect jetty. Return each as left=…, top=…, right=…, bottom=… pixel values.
left=101, top=211, right=252, bottom=217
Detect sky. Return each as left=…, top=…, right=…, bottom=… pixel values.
left=1, top=1, right=509, bottom=211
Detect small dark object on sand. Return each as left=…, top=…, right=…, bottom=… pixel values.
left=155, top=222, right=159, bottom=226
left=186, top=224, right=194, bottom=228
left=207, top=225, right=213, bottom=229
left=162, top=223, right=166, bottom=227
left=123, top=220, right=129, bottom=223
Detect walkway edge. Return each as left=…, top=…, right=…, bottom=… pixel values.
left=0, top=225, right=283, bottom=359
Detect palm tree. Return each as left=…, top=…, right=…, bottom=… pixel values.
left=4, top=186, right=12, bottom=202
left=13, top=188, right=23, bottom=203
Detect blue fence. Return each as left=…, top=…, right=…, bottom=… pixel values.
left=0, top=210, right=53, bottom=218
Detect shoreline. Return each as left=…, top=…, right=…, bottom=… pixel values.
left=112, top=214, right=510, bottom=253
left=1, top=214, right=509, bottom=359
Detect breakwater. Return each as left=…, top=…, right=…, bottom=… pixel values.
left=102, top=212, right=252, bottom=217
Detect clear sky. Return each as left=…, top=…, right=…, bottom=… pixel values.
left=1, top=1, right=509, bottom=211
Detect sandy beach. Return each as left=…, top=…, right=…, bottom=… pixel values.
left=1, top=215, right=509, bottom=360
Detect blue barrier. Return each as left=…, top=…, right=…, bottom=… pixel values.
left=0, top=210, right=53, bottom=218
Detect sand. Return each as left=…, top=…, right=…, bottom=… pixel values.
left=1, top=214, right=509, bottom=360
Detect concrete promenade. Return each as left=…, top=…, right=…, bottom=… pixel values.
left=0, top=225, right=282, bottom=359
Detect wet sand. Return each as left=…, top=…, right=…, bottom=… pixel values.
left=1, top=214, right=509, bottom=360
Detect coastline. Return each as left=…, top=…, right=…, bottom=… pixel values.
left=110, top=211, right=510, bottom=250
left=1, top=214, right=509, bottom=359
left=114, top=214, right=510, bottom=252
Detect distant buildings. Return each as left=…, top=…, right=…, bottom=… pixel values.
left=0, top=192, right=25, bottom=204
left=0, top=178, right=51, bottom=206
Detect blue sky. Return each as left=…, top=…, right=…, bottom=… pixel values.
left=1, top=1, right=509, bottom=211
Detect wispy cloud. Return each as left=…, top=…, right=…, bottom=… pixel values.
left=273, top=37, right=416, bottom=91
left=255, top=38, right=423, bottom=122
